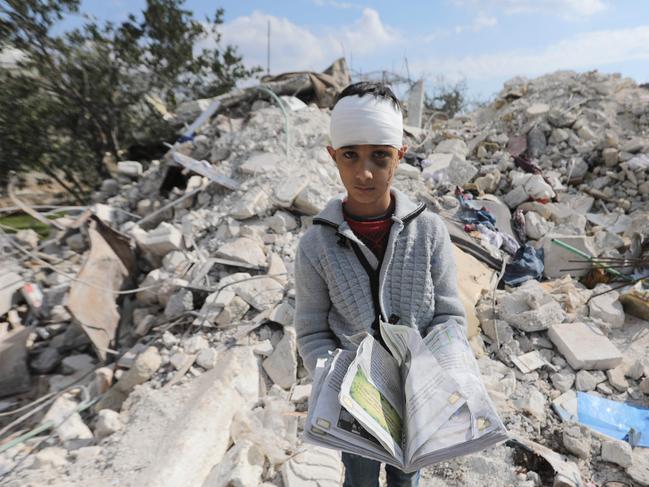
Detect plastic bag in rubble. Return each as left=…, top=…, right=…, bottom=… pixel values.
left=230, top=397, right=297, bottom=465
left=577, top=392, right=649, bottom=447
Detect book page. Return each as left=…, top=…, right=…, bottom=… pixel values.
left=339, top=335, right=405, bottom=462
left=379, top=322, right=467, bottom=465
left=423, top=321, right=503, bottom=439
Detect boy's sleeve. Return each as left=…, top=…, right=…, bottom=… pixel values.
left=425, top=217, right=467, bottom=336
left=294, top=241, right=339, bottom=376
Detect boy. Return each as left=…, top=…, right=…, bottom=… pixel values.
left=294, top=82, right=467, bottom=487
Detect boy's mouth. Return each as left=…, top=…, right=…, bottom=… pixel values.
left=354, top=186, right=375, bottom=191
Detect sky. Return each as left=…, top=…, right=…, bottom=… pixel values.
left=65, top=0, right=649, bottom=100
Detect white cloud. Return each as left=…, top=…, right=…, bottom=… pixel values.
left=451, top=0, right=607, bottom=19
left=311, top=0, right=363, bottom=9
left=423, top=13, right=497, bottom=41
left=411, top=25, right=649, bottom=81
left=454, top=13, right=498, bottom=33
left=219, top=9, right=400, bottom=74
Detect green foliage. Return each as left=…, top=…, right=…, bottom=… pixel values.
left=0, top=0, right=259, bottom=197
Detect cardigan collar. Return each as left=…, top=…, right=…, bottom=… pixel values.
left=313, top=188, right=425, bottom=229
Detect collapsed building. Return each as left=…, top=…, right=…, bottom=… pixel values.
left=1, top=60, right=648, bottom=486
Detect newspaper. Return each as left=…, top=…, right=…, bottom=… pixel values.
left=304, top=321, right=508, bottom=473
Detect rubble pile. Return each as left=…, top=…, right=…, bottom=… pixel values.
left=1, top=65, right=649, bottom=487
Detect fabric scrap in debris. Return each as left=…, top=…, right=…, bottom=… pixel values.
left=502, top=245, right=544, bottom=287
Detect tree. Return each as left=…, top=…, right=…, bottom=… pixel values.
left=0, top=0, right=259, bottom=198
left=424, top=76, right=468, bottom=119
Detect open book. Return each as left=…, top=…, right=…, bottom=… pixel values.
left=303, top=321, right=508, bottom=473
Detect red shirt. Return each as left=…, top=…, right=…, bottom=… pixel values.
left=343, top=206, right=394, bottom=261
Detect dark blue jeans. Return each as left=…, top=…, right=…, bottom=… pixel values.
left=342, top=452, right=420, bottom=487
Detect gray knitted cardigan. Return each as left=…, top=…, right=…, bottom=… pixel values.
left=294, top=188, right=467, bottom=375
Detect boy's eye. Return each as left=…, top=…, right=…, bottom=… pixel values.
left=373, top=151, right=390, bottom=159
left=342, top=151, right=357, bottom=160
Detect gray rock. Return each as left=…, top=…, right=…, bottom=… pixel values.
left=515, top=387, right=546, bottom=421
left=640, top=378, right=649, bottom=395
left=31, top=347, right=62, bottom=374
left=182, top=335, right=208, bottom=354
left=164, top=289, right=194, bottom=318
left=94, top=409, right=123, bottom=438
left=626, top=359, right=648, bottom=380
left=434, top=138, right=469, bottom=159
left=607, top=365, right=629, bottom=392
left=527, top=125, right=547, bottom=158
left=61, top=354, right=95, bottom=375
left=588, top=285, right=625, bottom=329
left=196, top=348, right=218, bottom=370
left=263, top=327, right=297, bottom=389
left=30, top=447, right=68, bottom=469
left=551, top=370, right=575, bottom=393
left=575, top=370, right=597, bottom=391
left=601, top=439, right=633, bottom=468
left=602, top=147, right=619, bottom=167
left=215, top=295, right=250, bottom=326
left=562, top=425, right=591, bottom=459
left=42, top=393, right=93, bottom=442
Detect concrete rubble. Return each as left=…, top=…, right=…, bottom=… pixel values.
left=1, top=66, right=649, bottom=487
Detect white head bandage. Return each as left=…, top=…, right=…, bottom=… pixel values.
left=330, top=95, right=403, bottom=149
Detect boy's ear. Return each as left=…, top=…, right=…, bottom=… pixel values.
left=398, top=145, right=408, bottom=160
left=326, top=146, right=336, bottom=161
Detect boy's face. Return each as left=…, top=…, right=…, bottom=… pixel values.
left=327, top=144, right=407, bottom=211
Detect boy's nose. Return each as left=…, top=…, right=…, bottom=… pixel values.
left=355, top=159, right=374, bottom=182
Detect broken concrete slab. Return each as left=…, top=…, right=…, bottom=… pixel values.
left=497, top=280, right=566, bottom=332
left=269, top=301, right=295, bottom=327
left=575, top=370, right=597, bottom=392
left=541, top=235, right=597, bottom=279
left=263, top=327, right=297, bottom=389
left=232, top=275, right=284, bottom=311
left=562, top=424, right=591, bottom=459
left=230, top=188, right=270, bottom=220
left=290, top=384, right=312, bottom=403
left=96, top=347, right=161, bottom=411
left=215, top=237, right=267, bottom=269
left=548, top=322, right=622, bottom=370
left=588, top=284, right=625, bottom=328
left=281, top=445, right=343, bottom=487
left=601, top=439, right=633, bottom=468
left=215, top=295, right=250, bottom=326
left=275, top=174, right=310, bottom=208
left=434, top=138, right=469, bottom=160
left=239, top=152, right=282, bottom=175
left=135, top=222, right=183, bottom=258
left=606, top=365, right=629, bottom=392
left=202, top=440, right=264, bottom=487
